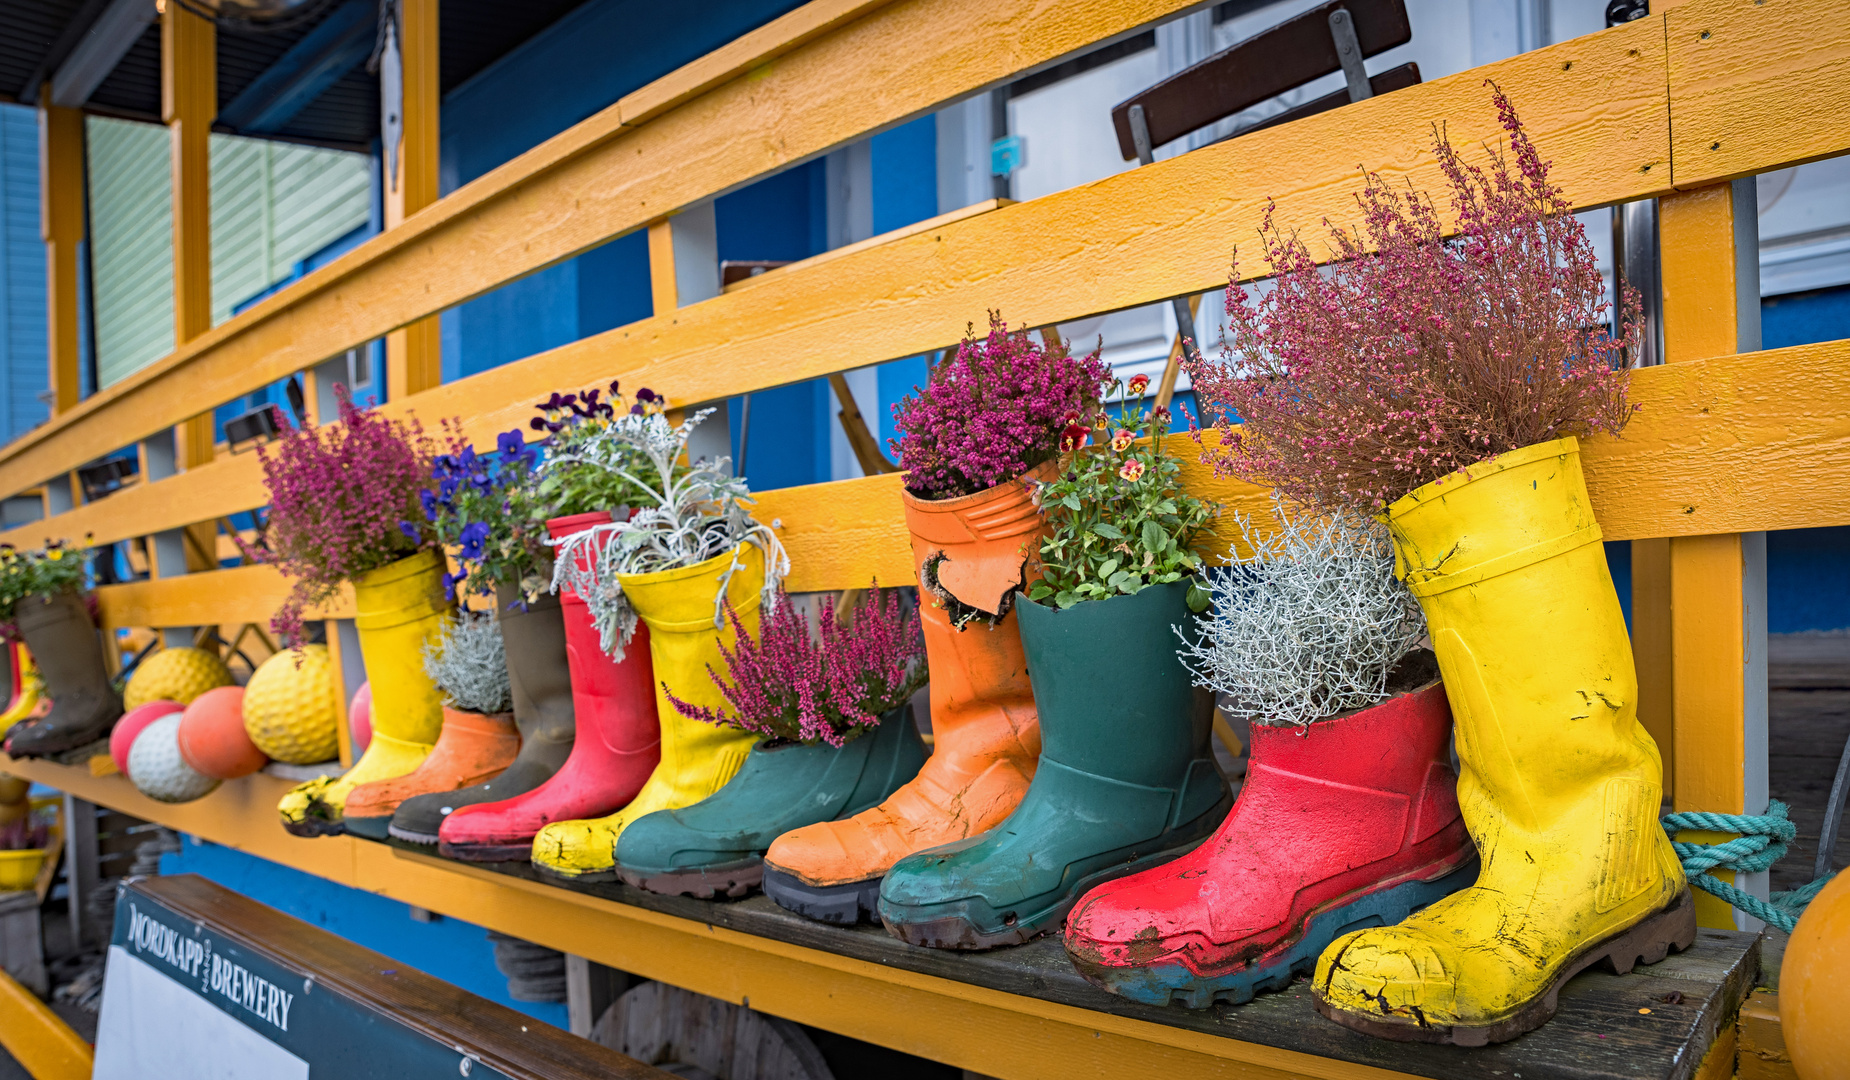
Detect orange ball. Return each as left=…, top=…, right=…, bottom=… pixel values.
left=176, top=686, right=267, bottom=780
left=1783, top=869, right=1850, bottom=1080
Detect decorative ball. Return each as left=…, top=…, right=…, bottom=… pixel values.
left=1783, top=870, right=1850, bottom=1080
left=349, top=682, right=372, bottom=755
left=111, top=701, right=184, bottom=779
left=127, top=715, right=220, bottom=804
left=177, top=686, right=266, bottom=780
left=242, top=646, right=338, bottom=764
left=0, top=775, right=28, bottom=805
left=124, top=647, right=233, bottom=710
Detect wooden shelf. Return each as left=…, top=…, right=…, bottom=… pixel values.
left=3, top=754, right=1753, bottom=1080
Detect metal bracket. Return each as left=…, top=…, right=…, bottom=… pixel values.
left=1329, top=9, right=1374, bottom=103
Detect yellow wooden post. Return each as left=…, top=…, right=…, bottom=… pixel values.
left=38, top=94, right=84, bottom=417
left=1659, top=180, right=1769, bottom=931
left=384, top=0, right=443, bottom=401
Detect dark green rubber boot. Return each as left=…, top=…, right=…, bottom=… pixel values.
left=613, top=704, right=927, bottom=899
left=877, top=581, right=1231, bottom=950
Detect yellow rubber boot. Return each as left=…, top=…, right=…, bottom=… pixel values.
left=0, top=645, right=40, bottom=734
left=531, top=544, right=762, bottom=880
left=1313, top=438, right=1692, bottom=1045
left=279, top=549, right=451, bottom=836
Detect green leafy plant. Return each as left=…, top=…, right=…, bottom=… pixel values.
left=422, top=610, right=513, bottom=715
left=1029, top=374, right=1217, bottom=611
left=0, top=540, right=91, bottom=621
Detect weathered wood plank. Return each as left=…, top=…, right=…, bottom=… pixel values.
left=0, top=0, right=1206, bottom=498
left=92, top=562, right=354, bottom=630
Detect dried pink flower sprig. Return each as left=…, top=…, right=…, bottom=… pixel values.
left=1186, top=84, right=1638, bottom=515
left=890, top=313, right=1112, bottom=501
left=247, top=387, right=456, bottom=645
left=667, top=586, right=927, bottom=748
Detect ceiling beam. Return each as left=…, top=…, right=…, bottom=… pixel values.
left=217, top=0, right=375, bottom=133
left=48, top=0, right=159, bottom=109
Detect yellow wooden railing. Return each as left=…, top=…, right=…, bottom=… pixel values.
left=2, top=0, right=1847, bottom=1074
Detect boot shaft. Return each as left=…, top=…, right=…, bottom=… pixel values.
left=15, top=590, right=110, bottom=690
left=494, top=585, right=574, bottom=748
left=350, top=550, right=451, bottom=747
left=1017, top=581, right=1204, bottom=786
left=903, top=466, right=1051, bottom=619
left=546, top=513, right=660, bottom=758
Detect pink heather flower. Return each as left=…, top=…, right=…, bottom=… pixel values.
left=665, top=585, right=927, bottom=747
left=1119, top=460, right=1146, bottom=482
left=1110, top=429, right=1135, bottom=453
left=889, top=313, right=1111, bottom=500
left=1184, top=83, right=1638, bottom=515
left=244, top=387, right=455, bottom=645
left=1128, top=373, right=1151, bottom=396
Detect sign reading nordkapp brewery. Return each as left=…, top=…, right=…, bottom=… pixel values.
left=92, top=877, right=517, bottom=1080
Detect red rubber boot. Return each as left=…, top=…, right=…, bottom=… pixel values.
left=1062, top=682, right=1477, bottom=1008
left=437, top=513, right=662, bottom=861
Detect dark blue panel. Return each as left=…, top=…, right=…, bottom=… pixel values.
left=1769, top=526, right=1850, bottom=632
left=453, top=262, right=580, bottom=380
left=575, top=230, right=652, bottom=340
left=716, top=162, right=824, bottom=264
left=1762, top=284, right=1850, bottom=351
left=733, top=379, right=832, bottom=492
left=161, top=837, right=570, bottom=1028
left=218, top=0, right=375, bottom=133
left=870, top=115, right=937, bottom=235
left=0, top=103, right=50, bottom=444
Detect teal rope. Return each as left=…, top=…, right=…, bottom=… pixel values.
left=1660, top=800, right=1837, bottom=933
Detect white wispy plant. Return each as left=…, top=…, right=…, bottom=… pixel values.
left=547, top=408, right=789, bottom=660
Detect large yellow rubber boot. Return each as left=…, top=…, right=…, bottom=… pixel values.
left=0, top=644, right=41, bottom=734
left=1313, top=437, right=1693, bottom=1045
left=279, top=549, right=451, bottom=836
left=531, top=544, right=762, bottom=880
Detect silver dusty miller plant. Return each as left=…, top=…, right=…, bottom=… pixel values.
left=1178, top=496, right=1426, bottom=728
left=549, top=408, right=789, bottom=660
left=423, top=610, right=513, bottom=715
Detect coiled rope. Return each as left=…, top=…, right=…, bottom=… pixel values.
left=1661, top=800, right=1837, bottom=933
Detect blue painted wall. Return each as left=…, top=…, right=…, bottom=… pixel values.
left=0, top=103, right=50, bottom=446
left=161, top=837, right=571, bottom=1029
left=1763, top=283, right=1850, bottom=632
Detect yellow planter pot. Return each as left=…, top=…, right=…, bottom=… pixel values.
left=532, top=543, right=762, bottom=880
left=0, top=848, right=47, bottom=891
left=1314, top=436, right=1691, bottom=1045
left=279, top=549, right=451, bottom=835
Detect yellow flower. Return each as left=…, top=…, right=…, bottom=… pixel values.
left=46, top=551, right=61, bottom=561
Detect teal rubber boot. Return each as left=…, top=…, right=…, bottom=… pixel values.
left=878, top=581, right=1231, bottom=950
left=614, top=705, right=927, bottom=898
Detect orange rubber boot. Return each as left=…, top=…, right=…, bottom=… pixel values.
left=762, top=470, right=1046, bottom=923
left=342, top=707, right=521, bottom=838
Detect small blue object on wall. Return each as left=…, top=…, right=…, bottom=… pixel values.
left=991, top=134, right=1027, bottom=178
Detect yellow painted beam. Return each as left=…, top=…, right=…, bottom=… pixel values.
left=0, top=0, right=1213, bottom=498
left=0, top=966, right=93, bottom=1080
left=384, top=0, right=442, bottom=401
left=1659, top=180, right=1764, bottom=931
left=93, top=563, right=354, bottom=631
left=38, top=96, right=84, bottom=417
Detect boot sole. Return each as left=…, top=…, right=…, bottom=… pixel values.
left=615, top=858, right=762, bottom=900
left=762, top=867, right=882, bottom=925
left=1313, top=887, right=1697, bottom=1046
left=343, top=816, right=392, bottom=841
left=281, top=817, right=346, bottom=838
left=437, top=840, right=535, bottom=862
left=1069, top=855, right=1480, bottom=1008
left=532, top=861, right=618, bottom=885
left=387, top=824, right=440, bottom=844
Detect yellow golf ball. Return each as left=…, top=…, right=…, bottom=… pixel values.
left=241, top=646, right=339, bottom=765
left=124, top=647, right=233, bottom=710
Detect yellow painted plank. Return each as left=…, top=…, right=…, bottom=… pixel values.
left=0, top=749, right=1418, bottom=1080
left=40, top=100, right=84, bottom=417
left=0, top=967, right=91, bottom=1080
left=1665, top=0, right=1850, bottom=188
left=93, top=563, right=354, bottom=630
left=0, top=0, right=1207, bottom=499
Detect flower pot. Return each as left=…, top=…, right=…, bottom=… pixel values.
left=763, top=468, right=1047, bottom=925
left=435, top=514, right=662, bottom=861
left=614, top=704, right=928, bottom=899
left=1314, top=436, right=1692, bottom=1045
left=877, top=581, right=1232, bottom=950
left=530, top=542, right=764, bottom=881
left=343, top=707, right=521, bottom=840
left=0, top=848, right=46, bottom=891
left=390, top=585, right=577, bottom=844
left=3, top=590, right=122, bottom=758
left=1064, top=680, right=1474, bottom=1006
left=277, top=548, right=451, bottom=836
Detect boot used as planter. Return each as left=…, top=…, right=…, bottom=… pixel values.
left=879, top=581, right=1231, bottom=950
left=529, top=543, right=763, bottom=882
left=615, top=704, right=928, bottom=899
left=762, top=473, right=1045, bottom=924
left=438, top=513, right=660, bottom=862
left=3, top=592, right=122, bottom=758
left=277, top=549, right=450, bottom=836
left=1314, top=437, right=1693, bottom=1045
left=390, top=586, right=577, bottom=844
left=1064, top=678, right=1475, bottom=1007
left=343, top=706, right=521, bottom=840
